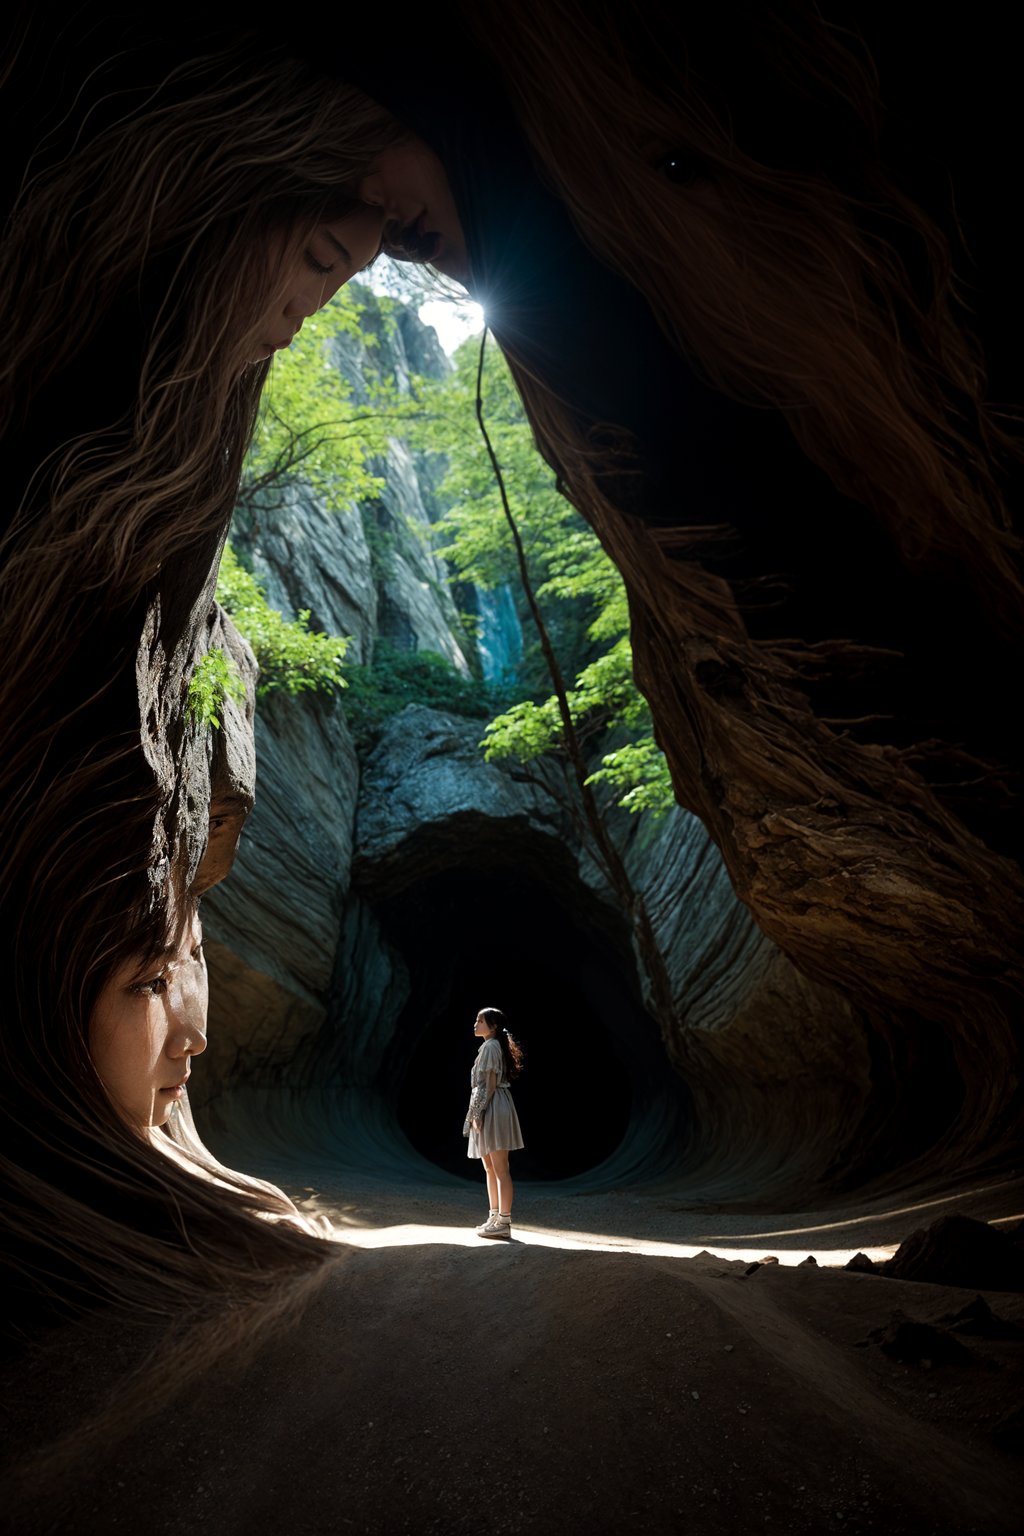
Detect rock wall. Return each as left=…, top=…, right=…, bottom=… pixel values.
left=202, top=286, right=471, bottom=1106
left=199, top=288, right=1009, bottom=1197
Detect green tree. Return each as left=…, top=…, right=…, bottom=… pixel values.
left=186, top=647, right=247, bottom=730
left=410, top=331, right=673, bottom=817
left=461, top=330, right=675, bottom=1033
left=240, top=285, right=410, bottom=515
left=215, top=545, right=348, bottom=698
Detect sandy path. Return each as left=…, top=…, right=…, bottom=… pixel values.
left=249, top=1140, right=1023, bottom=1270
left=40, top=1242, right=1023, bottom=1536
left=9, top=1154, right=1019, bottom=1536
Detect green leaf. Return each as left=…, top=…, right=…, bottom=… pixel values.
left=342, top=639, right=489, bottom=748
left=186, top=647, right=246, bottom=731
left=216, top=545, right=348, bottom=699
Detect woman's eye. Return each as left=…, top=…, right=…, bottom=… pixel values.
left=132, top=975, right=168, bottom=997
left=305, top=251, right=336, bottom=277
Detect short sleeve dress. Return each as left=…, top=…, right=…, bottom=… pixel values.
left=463, top=1036, right=525, bottom=1158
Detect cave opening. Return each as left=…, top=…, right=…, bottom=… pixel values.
left=365, top=853, right=682, bottom=1183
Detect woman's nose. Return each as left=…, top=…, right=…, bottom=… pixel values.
left=167, top=989, right=208, bottom=1058
left=168, top=1020, right=207, bottom=1058
left=283, top=281, right=330, bottom=324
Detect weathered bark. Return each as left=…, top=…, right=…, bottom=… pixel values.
left=475, top=331, right=678, bottom=1037
left=137, top=543, right=258, bottom=900
left=463, top=0, right=1023, bottom=1169
left=593, top=507, right=1022, bottom=1161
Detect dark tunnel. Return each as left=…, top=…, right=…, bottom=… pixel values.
left=362, top=851, right=690, bottom=1183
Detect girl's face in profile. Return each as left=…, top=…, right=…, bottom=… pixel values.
left=89, top=911, right=208, bottom=1133
left=359, top=140, right=468, bottom=282
left=473, top=1013, right=495, bottom=1039
left=247, top=203, right=386, bottom=363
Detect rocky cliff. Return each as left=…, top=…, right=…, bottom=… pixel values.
left=196, top=289, right=930, bottom=1200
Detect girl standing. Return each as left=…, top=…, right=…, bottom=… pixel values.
left=464, top=1008, right=524, bottom=1240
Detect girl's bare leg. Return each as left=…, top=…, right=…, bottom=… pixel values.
left=482, top=1152, right=499, bottom=1213
left=489, top=1149, right=513, bottom=1215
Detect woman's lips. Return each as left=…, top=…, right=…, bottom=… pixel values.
left=256, top=331, right=298, bottom=359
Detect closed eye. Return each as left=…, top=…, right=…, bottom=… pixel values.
left=305, top=251, right=336, bottom=277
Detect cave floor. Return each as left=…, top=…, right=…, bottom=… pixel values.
left=206, top=1112, right=1023, bottom=1274
left=8, top=1145, right=1022, bottom=1536
left=285, top=1162, right=1024, bottom=1273
left=125, top=1134, right=1016, bottom=1536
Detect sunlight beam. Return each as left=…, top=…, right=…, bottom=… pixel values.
left=333, top=1222, right=897, bottom=1267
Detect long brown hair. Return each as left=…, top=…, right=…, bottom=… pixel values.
left=0, top=28, right=403, bottom=662
left=461, top=0, right=1022, bottom=639
left=478, top=1008, right=524, bottom=1080
left=454, top=1, right=1024, bottom=1064
left=0, top=28, right=407, bottom=1359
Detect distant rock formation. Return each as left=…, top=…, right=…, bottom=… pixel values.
left=198, top=287, right=1020, bottom=1196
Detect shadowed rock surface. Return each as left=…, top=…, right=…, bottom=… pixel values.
left=4, top=24, right=1024, bottom=1536
left=882, top=1216, right=1024, bottom=1293
left=196, top=283, right=1021, bottom=1203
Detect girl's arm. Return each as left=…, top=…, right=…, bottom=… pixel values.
left=468, top=1069, right=498, bottom=1130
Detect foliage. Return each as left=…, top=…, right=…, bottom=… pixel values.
left=409, top=334, right=673, bottom=817
left=341, top=639, right=490, bottom=748
left=227, top=280, right=672, bottom=816
left=186, top=647, right=246, bottom=731
left=216, top=545, right=347, bottom=699
left=413, top=339, right=577, bottom=594
left=586, top=738, right=676, bottom=818
left=242, top=285, right=415, bottom=514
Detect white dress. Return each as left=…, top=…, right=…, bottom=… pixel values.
left=463, top=1036, right=524, bottom=1158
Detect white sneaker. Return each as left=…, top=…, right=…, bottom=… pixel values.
left=478, top=1215, right=512, bottom=1241
left=475, top=1213, right=498, bottom=1233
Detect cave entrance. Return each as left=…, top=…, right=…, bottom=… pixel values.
left=373, top=863, right=664, bottom=1181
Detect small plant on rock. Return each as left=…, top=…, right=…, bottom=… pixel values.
left=186, top=648, right=247, bottom=731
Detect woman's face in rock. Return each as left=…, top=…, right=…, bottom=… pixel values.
left=359, top=140, right=468, bottom=283
left=89, top=911, right=208, bottom=1132
left=246, top=203, right=385, bottom=363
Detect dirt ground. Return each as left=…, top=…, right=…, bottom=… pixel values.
left=4, top=1157, right=1022, bottom=1536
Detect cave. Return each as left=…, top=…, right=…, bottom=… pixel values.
left=375, top=864, right=685, bottom=1181
left=340, top=804, right=693, bottom=1185
left=4, top=10, right=1024, bottom=1535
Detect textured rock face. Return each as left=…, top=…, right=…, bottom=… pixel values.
left=617, top=805, right=875, bottom=1191
left=137, top=551, right=258, bottom=900
left=197, top=288, right=1018, bottom=1195
left=370, top=438, right=473, bottom=672
left=193, top=601, right=259, bottom=894
left=199, top=687, right=357, bottom=1099
left=355, top=705, right=567, bottom=871
left=616, top=524, right=1023, bottom=1175
left=231, top=480, right=377, bottom=663
left=200, top=290, right=473, bottom=1105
